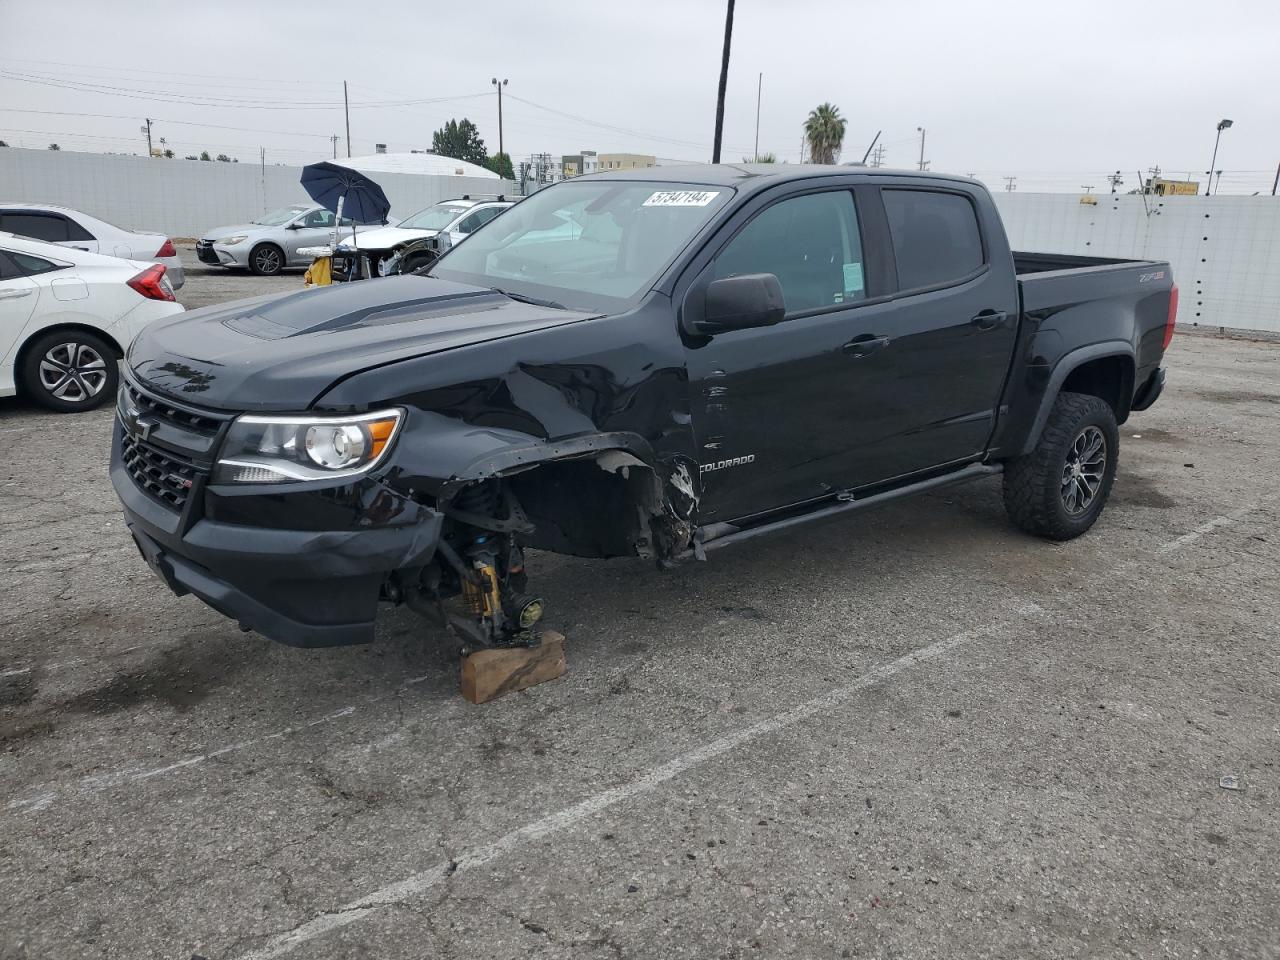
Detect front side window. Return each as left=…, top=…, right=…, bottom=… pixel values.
left=2, top=212, right=69, bottom=243
left=714, top=190, right=866, bottom=314
left=304, top=209, right=336, bottom=228
left=882, top=189, right=984, bottom=291
left=430, top=181, right=732, bottom=311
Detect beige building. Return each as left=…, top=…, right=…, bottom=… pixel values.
left=597, top=153, right=656, bottom=171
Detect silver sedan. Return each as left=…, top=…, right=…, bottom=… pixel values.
left=195, top=204, right=388, bottom=276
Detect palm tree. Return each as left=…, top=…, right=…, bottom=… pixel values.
left=803, top=103, right=846, bottom=164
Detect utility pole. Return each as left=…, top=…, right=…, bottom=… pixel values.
left=1107, top=170, right=1124, bottom=193
left=141, top=118, right=153, bottom=157
left=343, top=81, right=351, bottom=157
left=491, top=78, right=508, bottom=161
left=330, top=135, right=339, bottom=159
left=753, top=71, right=762, bottom=161
left=1272, top=161, right=1279, bottom=196
left=870, top=144, right=886, bottom=167
left=711, top=0, right=735, bottom=163
left=916, top=127, right=927, bottom=171
left=1081, top=185, right=1095, bottom=195
left=1002, top=176, right=1017, bottom=192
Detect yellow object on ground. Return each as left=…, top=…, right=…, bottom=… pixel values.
left=303, top=256, right=332, bottom=287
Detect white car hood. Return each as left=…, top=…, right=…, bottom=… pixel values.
left=336, top=225, right=438, bottom=252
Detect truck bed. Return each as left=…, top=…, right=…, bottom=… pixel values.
left=1013, top=251, right=1158, bottom=275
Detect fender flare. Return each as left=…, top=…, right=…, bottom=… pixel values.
left=1018, top=341, right=1134, bottom=456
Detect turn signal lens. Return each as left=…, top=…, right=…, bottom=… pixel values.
left=367, top=418, right=396, bottom=459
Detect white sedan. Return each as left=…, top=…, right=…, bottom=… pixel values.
left=0, top=233, right=184, bottom=412
left=0, top=202, right=185, bottom=289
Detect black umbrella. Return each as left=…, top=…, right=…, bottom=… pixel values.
left=300, top=161, right=391, bottom=223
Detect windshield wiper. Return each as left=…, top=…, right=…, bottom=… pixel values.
left=491, top=287, right=568, bottom=311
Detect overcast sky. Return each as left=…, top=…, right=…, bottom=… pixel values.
left=2, top=0, right=1277, bottom=193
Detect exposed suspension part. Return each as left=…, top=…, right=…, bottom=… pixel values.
left=417, top=480, right=546, bottom=652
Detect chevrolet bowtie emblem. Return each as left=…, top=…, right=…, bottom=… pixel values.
left=135, top=417, right=158, bottom=441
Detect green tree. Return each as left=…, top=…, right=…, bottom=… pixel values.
left=487, top=151, right=514, bottom=180
left=199, top=151, right=212, bottom=161
left=803, top=103, right=846, bottom=164
left=0, top=140, right=8, bottom=147
left=162, top=148, right=175, bottom=159
left=215, top=153, right=234, bottom=162
left=184, top=154, right=198, bottom=161
left=743, top=152, right=777, bottom=163
left=431, top=118, right=489, bottom=167
left=48, top=143, right=61, bottom=151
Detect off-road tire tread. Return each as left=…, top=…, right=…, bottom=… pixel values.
left=1002, top=391, right=1118, bottom=541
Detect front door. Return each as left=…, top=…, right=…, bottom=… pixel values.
left=685, top=187, right=886, bottom=522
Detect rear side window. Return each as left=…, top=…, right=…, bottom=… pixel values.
left=9, top=251, right=63, bottom=275
left=3, top=212, right=71, bottom=243
left=0, top=251, right=22, bottom=280
left=714, top=190, right=866, bottom=314
left=882, top=190, right=984, bottom=291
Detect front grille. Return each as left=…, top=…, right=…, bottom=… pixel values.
left=120, top=431, right=202, bottom=510
left=195, top=240, right=220, bottom=265
left=125, top=382, right=222, bottom=437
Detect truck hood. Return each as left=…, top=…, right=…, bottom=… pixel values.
left=128, top=275, right=596, bottom=412
left=336, top=226, right=436, bottom=251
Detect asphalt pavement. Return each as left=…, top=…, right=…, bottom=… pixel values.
left=1, top=258, right=1278, bottom=959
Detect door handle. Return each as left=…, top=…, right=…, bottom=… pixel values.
left=971, top=310, right=1007, bottom=331
left=842, top=334, right=891, bottom=357
left=0, top=288, right=33, bottom=300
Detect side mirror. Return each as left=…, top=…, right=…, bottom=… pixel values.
left=286, top=221, right=303, bottom=230
left=693, top=273, right=786, bottom=335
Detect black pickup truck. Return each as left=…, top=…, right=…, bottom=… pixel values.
left=111, top=166, right=1175, bottom=651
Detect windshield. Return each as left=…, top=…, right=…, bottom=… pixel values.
left=398, top=203, right=469, bottom=231
left=429, top=181, right=732, bottom=311
left=253, top=206, right=309, bottom=226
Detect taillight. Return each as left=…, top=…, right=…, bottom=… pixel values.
left=1163, top=283, right=1179, bottom=350
left=127, top=263, right=176, bottom=302
left=155, top=239, right=177, bottom=258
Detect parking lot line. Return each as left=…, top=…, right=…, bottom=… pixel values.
left=234, top=613, right=1033, bottom=960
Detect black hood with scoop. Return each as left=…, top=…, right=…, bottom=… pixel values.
left=128, top=275, right=595, bottom=412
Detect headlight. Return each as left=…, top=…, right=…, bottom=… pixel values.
left=213, top=409, right=403, bottom=483
left=214, top=235, right=248, bottom=246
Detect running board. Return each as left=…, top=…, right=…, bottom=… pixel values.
left=692, top=463, right=1002, bottom=556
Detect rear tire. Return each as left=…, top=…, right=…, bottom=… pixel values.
left=249, top=243, right=285, bottom=276
left=20, top=330, right=120, bottom=413
left=1002, top=391, right=1119, bottom=540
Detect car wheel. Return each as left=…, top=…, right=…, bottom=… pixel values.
left=403, top=251, right=437, bottom=275
left=249, top=243, right=285, bottom=276
left=1001, top=391, right=1119, bottom=541
left=21, top=330, right=120, bottom=413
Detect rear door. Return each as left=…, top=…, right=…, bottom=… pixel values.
left=860, top=184, right=1019, bottom=482
left=0, top=250, right=42, bottom=382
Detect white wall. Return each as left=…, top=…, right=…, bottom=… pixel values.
left=0, top=148, right=515, bottom=239
left=993, top=192, right=1280, bottom=335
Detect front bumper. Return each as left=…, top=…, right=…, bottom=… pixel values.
left=110, top=419, right=443, bottom=647
left=195, top=240, right=245, bottom=268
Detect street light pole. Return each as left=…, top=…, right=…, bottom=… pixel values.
left=491, top=78, right=508, bottom=162
left=916, top=126, right=927, bottom=171
left=1206, top=118, right=1232, bottom=196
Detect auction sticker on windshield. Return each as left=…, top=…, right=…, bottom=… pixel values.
left=643, top=190, right=721, bottom=207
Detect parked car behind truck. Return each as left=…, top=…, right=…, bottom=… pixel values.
left=0, top=203, right=185, bottom=289
left=1, top=232, right=183, bottom=411
left=196, top=204, right=391, bottom=276
left=112, top=166, right=1174, bottom=653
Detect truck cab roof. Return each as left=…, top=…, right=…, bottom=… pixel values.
left=582, top=163, right=983, bottom=193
